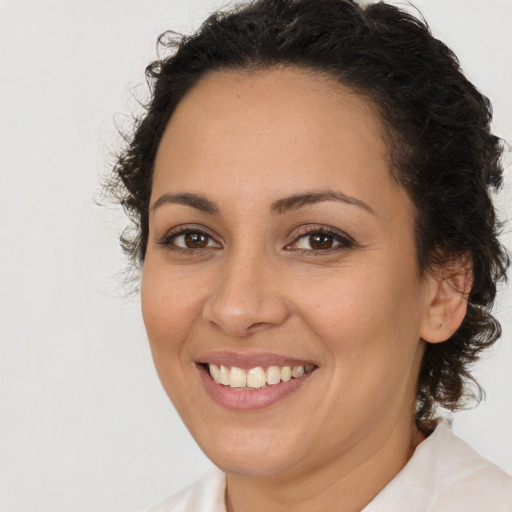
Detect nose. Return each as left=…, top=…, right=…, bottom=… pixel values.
left=202, top=249, right=290, bottom=338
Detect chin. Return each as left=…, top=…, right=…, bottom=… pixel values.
left=207, top=445, right=303, bottom=479
left=190, top=422, right=309, bottom=478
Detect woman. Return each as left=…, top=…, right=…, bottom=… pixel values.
left=108, top=0, right=512, bottom=510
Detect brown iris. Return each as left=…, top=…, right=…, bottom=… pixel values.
left=309, top=234, right=334, bottom=250
left=184, top=232, right=209, bottom=248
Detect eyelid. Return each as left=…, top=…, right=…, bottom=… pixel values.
left=155, top=223, right=354, bottom=253
left=285, top=225, right=355, bottom=251
left=157, top=224, right=222, bottom=249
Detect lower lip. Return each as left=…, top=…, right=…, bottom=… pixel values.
left=197, top=364, right=314, bottom=411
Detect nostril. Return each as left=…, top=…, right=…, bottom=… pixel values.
left=247, top=321, right=275, bottom=333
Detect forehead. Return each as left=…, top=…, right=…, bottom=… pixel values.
left=152, top=66, right=406, bottom=217
left=161, top=66, right=388, bottom=158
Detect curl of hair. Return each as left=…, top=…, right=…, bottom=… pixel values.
left=107, top=0, right=509, bottom=430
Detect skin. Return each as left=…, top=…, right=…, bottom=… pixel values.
left=141, top=67, right=469, bottom=512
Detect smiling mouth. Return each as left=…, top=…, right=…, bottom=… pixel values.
left=204, top=363, right=317, bottom=390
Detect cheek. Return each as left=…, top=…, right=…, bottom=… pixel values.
left=140, top=264, right=205, bottom=360
left=140, top=264, right=213, bottom=412
left=294, top=268, right=425, bottom=429
left=293, top=260, right=425, bottom=363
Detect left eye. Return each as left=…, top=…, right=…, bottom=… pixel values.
left=289, top=230, right=353, bottom=252
left=299, top=233, right=336, bottom=250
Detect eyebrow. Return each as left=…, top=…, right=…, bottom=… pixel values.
left=150, top=189, right=374, bottom=216
left=151, top=193, right=220, bottom=214
left=270, top=190, right=375, bottom=215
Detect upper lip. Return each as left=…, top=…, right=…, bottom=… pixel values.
left=196, top=351, right=318, bottom=369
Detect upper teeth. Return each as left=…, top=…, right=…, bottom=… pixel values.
left=208, top=364, right=313, bottom=389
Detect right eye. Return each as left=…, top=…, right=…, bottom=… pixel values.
left=159, top=228, right=221, bottom=251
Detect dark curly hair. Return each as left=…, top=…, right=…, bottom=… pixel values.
left=108, top=0, right=509, bottom=431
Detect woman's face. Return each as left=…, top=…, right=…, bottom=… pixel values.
left=142, top=67, right=436, bottom=478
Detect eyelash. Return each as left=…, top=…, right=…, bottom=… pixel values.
left=157, top=225, right=355, bottom=255
left=286, top=226, right=355, bottom=254
left=157, top=226, right=221, bottom=253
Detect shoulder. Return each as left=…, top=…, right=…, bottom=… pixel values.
left=430, top=422, right=512, bottom=506
left=147, top=468, right=226, bottom=512
left=364, top=422, right=512, bottom=512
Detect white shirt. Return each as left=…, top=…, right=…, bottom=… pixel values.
left=148, top=422, right=512, bottom=512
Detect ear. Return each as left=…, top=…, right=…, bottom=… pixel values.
left=420, top=257, right=473, bottom=344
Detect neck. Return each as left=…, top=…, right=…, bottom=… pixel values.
left=225, top=418, right=426, bottom=512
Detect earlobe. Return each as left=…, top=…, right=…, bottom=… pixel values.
left=420, top=261, right=473, bottom=344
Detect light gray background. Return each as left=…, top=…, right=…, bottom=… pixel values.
left=1, top=1, right=511, bottom=511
